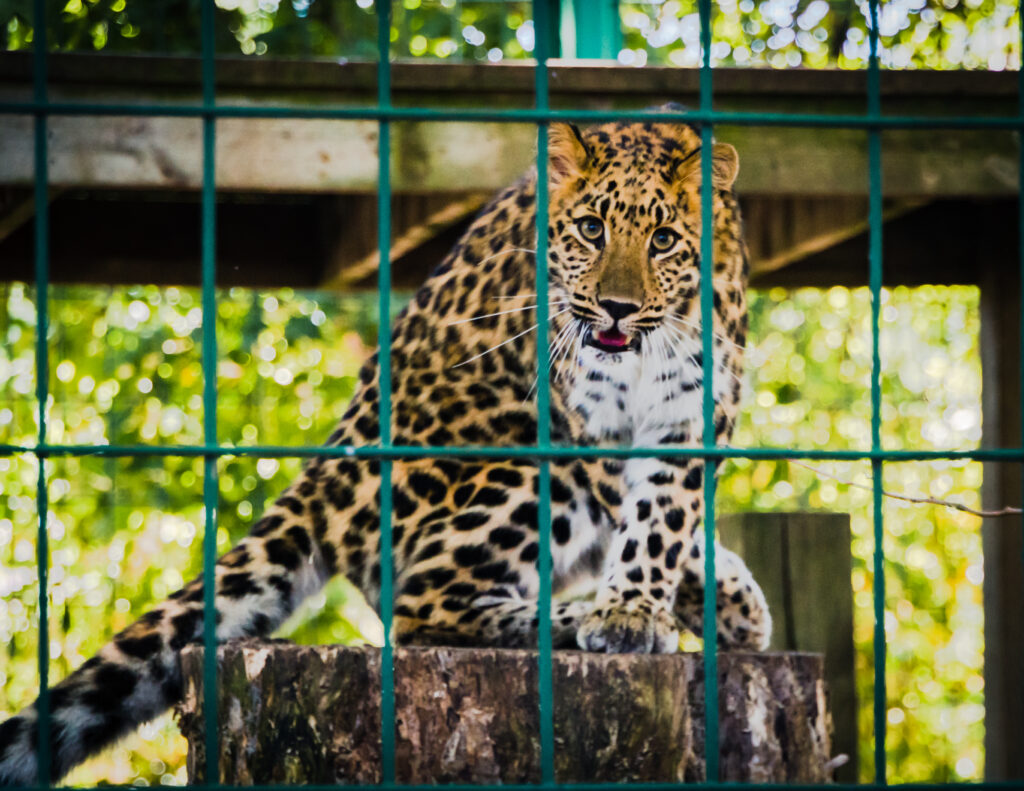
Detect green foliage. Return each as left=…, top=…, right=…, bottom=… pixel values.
left=720, top=285, right=984, bottom=783
left=3, top=0, right=1019, bottom=69
left=621, top=0, right=1019, bottom=69
left=0, top=281, right=985, bottom=784
left=0, top=283, right=381, bottom=785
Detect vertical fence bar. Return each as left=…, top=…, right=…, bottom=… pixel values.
left=1018, top=0, right=1024, bottom=764
left=31, top=0, right=51, bottom=784
left=570, top=0, right=621, bottom=59
left=697, top=0, right=719, bottom=783
left=376, top=0, right=396, bottom=783
left=867, top=0, right=887, bottom=784
left=531, top=0, right=555, bottom=785
left=200, top=0, right=220, bottom=783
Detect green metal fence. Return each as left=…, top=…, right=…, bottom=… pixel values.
left=2, top=0, right=1023, bottom=788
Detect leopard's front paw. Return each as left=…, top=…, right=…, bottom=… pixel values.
left=577, top=602, right=679, bottom=654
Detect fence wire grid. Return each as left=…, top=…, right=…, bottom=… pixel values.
left=1, top=0, right=1023, bottom=789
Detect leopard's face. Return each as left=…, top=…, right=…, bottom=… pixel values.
left=547, top=120, right=740, bottom=357
left=543, top=119, right=747, bottom=442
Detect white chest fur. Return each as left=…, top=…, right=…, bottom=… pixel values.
left=567, top=331, right=730, bottom=445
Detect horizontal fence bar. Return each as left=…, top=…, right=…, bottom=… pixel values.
left=6, top=782, right=1022, bottom=791
left=0, top=443, right=1021, bottom=462
left=0, top=101, right=1021, bottom=130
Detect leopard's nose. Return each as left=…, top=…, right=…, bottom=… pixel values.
left=598, top=299, right=641, bottom=322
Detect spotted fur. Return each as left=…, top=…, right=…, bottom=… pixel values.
left=0, top=116, right=771, bottom=784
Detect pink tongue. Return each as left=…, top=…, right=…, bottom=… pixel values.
left=597, top=329, right=629, bottom=347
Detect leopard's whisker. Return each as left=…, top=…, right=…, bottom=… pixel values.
left=665, top=313, right=746, bottom=353
left=638, top=330, right=669, bottom=434
left=571, top=317, right=586, bottom=380
left=660, top=322, right=709, bottom=376
left=474, top=247, right=537, bottom=271
left=661, top=321, right=744, bottom=386
left=452, top=307, right=571, bottom=368
left=447, top=301, right=567, bottom=326
left=549, top=318, right=577, bottom=375
left=526, top=317, right=578, bottom=401
left=555, top=319, right=584, bottom=381
left=541, top=318, right=575, bottom=381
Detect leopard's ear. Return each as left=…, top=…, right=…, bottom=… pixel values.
left=548, top=123, right=592, bottom=182
left=711, top=142, right=739, bottom=190
left=677, top=142, right=739, bottom=190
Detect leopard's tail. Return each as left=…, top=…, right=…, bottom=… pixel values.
left=0, top=485, right=336, bottom=785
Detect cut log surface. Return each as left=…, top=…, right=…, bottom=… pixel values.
left=177, top=642, right=834, bottom=784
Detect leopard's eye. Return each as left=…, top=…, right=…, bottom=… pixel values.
left=650, top=227, right=679, bottom=253
left=577, top=216, right=605, bottom=244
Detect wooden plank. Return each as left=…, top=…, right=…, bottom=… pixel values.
left=718, top=512, right=857, bottom=783
left=1, top=114, right=1014, bottom=197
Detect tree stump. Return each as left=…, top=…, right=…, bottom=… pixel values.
left=176, top=642, right=835, bottom=784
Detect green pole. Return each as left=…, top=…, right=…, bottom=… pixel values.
left=697, top=0, right=719, bottom=780
left=564, top=0, right=620, bottom=59
left=376, top=0, right=396, bottom=784
left=532, top=1, right=555, bottom=783
left=199, top=0, right=220, bottom=784
left=32, top=0, right=51, bottom=783
left=867, top=0, right=887, bottom=784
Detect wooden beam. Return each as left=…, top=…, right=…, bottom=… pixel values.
left=1, top=116, right=1014, bottom=198
left=1, top=52, right=1015, bottom=101
left=0, top=54, right=1017, bottom=197
left=746, top=197, right=927, bottom=276
left=750, top=200, right=1015, bottom=289
left=323, top=193, right=489, bottom=290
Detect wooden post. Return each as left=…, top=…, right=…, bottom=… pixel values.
left=176, top=643, right=836, bottom=784
left=980, top=263, right=1024, bottom=782
left=718, top=512, right=857, bottom=782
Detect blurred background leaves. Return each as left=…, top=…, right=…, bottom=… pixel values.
left=2, top=0, right=1019, bottom=70
left=0, top=282, right=986, bottom=783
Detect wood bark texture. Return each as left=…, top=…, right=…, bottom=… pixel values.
left=177, top=642, right=835, bottom=784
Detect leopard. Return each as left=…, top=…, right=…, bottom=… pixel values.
left=0, top=115, right=771, bottom=785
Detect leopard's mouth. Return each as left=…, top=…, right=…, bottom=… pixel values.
left=584, top=326, right=641, bottom=354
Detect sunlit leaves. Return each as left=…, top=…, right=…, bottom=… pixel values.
left=1, top=282, right=987, bottom=783
left=0, top=284, right=379, bottom=786
left=720, top=285, right=984, bottom=782
left=5, top=0, right=1018, bottom=68
left=621, top=0, right=1019, bottom=69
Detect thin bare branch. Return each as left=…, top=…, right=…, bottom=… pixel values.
left=786, top=459, right=1022, bottom=519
